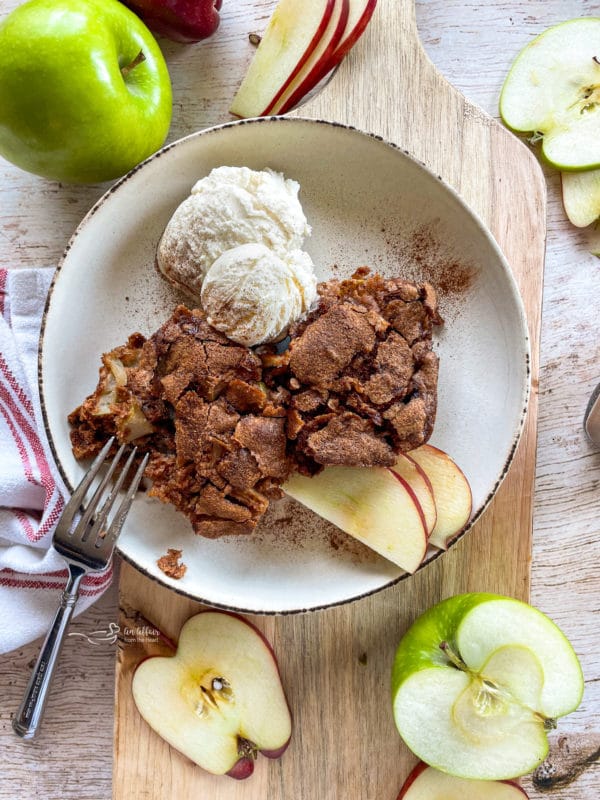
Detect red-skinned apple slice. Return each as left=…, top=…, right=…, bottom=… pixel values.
left=408, top=445, right=472, bottom=550
left=398, top=762, right=529, bottom=799
left=283, top=465, right=427, bottom=573
left=230, top=0, right=335, bottom=119
left=274, top=0, right=378, bottom=115
left=263, top=0, right=349, bottom=115
left=131, top=611, right=292, bottom=779
left=390, top=454, right=437, bottom=536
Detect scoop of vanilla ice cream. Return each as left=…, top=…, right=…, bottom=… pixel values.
left=157, top=166, right=311, bottom=300
left=201, top=243, right=318, bottom=347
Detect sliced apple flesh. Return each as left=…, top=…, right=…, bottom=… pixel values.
left=230, top=0, right=334, bottom=119
left=562, top=168, right=600, bottom=227
left=283, top=465, right=427, bottom=573
left=389, top=453, right=437, bottom=536
left=397, top=762, right=529, bottom=799
left=264, top=0, right=349, bottom=116
left=392, top=594, right=584, bottom=780
left=132, top=611, right=292, bottom=778
left=500, top=18, right=600, bottom=170
left=272, top=0, right=378, bottom=114
left=231, top=0, right=378, bottom=118
left=407, top=445, right=472, bottom=549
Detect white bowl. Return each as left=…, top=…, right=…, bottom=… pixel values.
left=40, top=117, right=529, bottom=613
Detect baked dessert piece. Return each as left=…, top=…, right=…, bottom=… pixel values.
left=69, top=270, right=442, bottom=539
left=69, top=306, right=291, bottom=537
left=261, top=268, right=442, bottom=475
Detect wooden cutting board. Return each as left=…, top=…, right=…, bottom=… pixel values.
left=114, top=1, right=546, bottom=797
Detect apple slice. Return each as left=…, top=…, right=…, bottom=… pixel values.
left=398, top=762, right=529, bottom=799
left=389, top=454, right=436, bottom=536
left=562, top=169, right=600, bottom=227
left=499, top=18, right=600, bottom=170
left=230, top=0, right=335, bottom=119
left=283, top=465, right=427, bottom=573
left=274, top=0, right=378, bottom=115
left=263, top=0, right=349, bottom=116
left=408, top=445, right=472, bottom=549
left=392, top=594, right=584, bottom=780
left=132, top=611, right=292, bottom=779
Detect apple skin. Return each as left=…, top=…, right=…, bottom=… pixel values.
left=389, top=453, right=436, bottom=536
left=397, top=762, right=529, bottom=799
left=230, top=0, right=335, bottom=119
left=263, top=0, right=349, bottom=115
left=407, top=445, right=472, bottom=549
left=283, top=465, right=427, bottom=573
left=392, top=594, right=584, bottom=780
left=132, top=610, right=292, bottom=779
left=275, top=0, right=378, bottom=115
left=0, top=0, right=172, bottom=183
left=122, top=0, right=222, bottom=44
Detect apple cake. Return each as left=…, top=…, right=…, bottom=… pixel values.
left=261, top=267, right=442, bottom=475
left=69, top=306, right=292, bottom=538
left=69, top=269, right=442, bottom=537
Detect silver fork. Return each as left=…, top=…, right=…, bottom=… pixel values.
left=12, top=438, right=149, bottom=740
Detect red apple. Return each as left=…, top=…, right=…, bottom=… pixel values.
left=408, top=445, right=472, bottom=549
left=131, top=611, right=292, bottom=778
left=283, top=465, right=427, bottom=573
left=389, top=454, right=437, bottom=536
left=263, top=0, right=349, bottom=115
left=398, top=762, right=529, bottom=799
left=122, top=0, right=222, bottom=44
left=230, top=0, right=335, bottom=119
left=274, top=0, right=378, bottom=114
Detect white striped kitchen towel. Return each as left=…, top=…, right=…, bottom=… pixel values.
left=0, top=268, right=111, bottom=654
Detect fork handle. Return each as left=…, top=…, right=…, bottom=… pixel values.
left=13, top=564, right=85, bottom=740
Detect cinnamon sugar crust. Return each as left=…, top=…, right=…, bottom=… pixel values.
left=69, top=270, right=442, bottom=538
left=262, top=268, right=442, bottom=474
left=69, top=306, right=291, bottom=538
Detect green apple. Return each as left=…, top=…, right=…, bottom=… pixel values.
left=562, top=169, right=600, bottom=227
left=499, top=18, right=600, bottom=170
left=0, top=0, right=172, bottom=183
left=392, top=594, right=584, bottom=780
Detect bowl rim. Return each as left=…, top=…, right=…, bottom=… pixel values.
left=38, top=115, right=531, bottom=614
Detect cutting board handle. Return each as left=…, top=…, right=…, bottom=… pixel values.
left=297, top=0, right=435, bottom=145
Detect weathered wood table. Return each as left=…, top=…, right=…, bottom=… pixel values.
left=0, top=1, right=598, bottom=798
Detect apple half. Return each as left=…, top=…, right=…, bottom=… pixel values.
left=499, top=18, right=600, bottom=170
left=398, top=762, right=528, bottom=799
left=392, top=594, right=584, bottom=780
left=407, top=445, right=472, bottom=549
left=283, top=465, right=427, bottom=573
left=562, top=168, right=600, bottom=227
left=132, top=611, right=292, bottom=778
left=230, top=0, right=335, bottom=119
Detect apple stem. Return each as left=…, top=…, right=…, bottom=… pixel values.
left=121, top=50, right=146, bottom=79
left=439, top=641, right=468, bottom=671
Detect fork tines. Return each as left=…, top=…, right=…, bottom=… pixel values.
left=57, top=438, right=149, bottom=552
